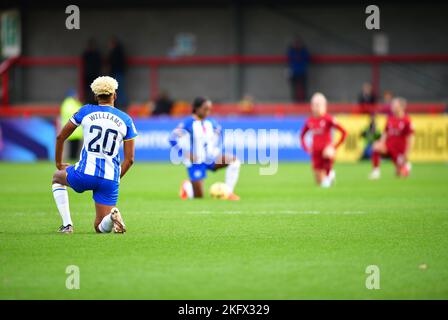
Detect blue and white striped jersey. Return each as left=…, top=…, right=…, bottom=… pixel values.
left=169, top=115, right=221, bottom=165
left=70, top=104, right=138, bottom=182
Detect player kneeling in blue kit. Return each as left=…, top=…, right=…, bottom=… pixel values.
left=51, top=76, right=138, bottom=233
left=170, top=97, right=241, bottom=200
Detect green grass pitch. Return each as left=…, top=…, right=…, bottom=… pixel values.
left=0, top=161, right=447, bottom=299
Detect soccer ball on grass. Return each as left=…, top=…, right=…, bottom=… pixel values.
left=209, top=182, right=231, bottom=199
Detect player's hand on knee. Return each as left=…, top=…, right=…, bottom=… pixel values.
left=56, top=162, right=71, bottom=170
left=373, top=141, right=385, bottom=153
left=323, top=145, right=336, bottom=159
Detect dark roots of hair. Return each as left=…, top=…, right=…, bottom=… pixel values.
left=95, top=93, right=113, bottom=101
left=192, top=96, right=209, bottom=114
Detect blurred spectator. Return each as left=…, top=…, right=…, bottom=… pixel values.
left=239, top=94, right=255, bottom=115
left=107, top=37, right=128, bottom=110
left=358, top=82, right=377, bottom=104
left=358, top=82, right=377, bottom=114
left=287, top=37, right=310, bottom=102
left=82, top=39, right=102, bottom=104
left=152, top=91, right=174, bottom=116
left=381, top=90, right=394, bottom=114
left=61, top=89, right=83, bottom=160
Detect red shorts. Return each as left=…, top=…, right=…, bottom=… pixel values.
left=385, top=142, right=406, bottom=167
left=311, top=150, right=333, bottom=171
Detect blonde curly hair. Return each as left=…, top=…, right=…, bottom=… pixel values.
left=90, top=76, right=118, bottom=96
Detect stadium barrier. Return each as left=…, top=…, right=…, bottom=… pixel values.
left=0, top=117, right=55, bottom=161
left=335, top=114, right=448, bottom=162
left=1, top=54, right=448, bottom=108
left=0, top=102, right=445, bottom=118
left=1, top=115, right=447, bottom=163
left=134, top=117, right=307, bottom=162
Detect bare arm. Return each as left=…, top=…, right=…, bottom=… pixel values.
left=120, top=139, right=135, bottom=178
left=332, top=122, right=347, bottom=149
left=300, top=123, right=310, bottom=153
left=55, top=121, right=77, bottom=170
left=169, top=127, right=195, bottom=162
left=379, top=120, right=390, bottom=144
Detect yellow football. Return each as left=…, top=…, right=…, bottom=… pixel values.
left=209, top=182, right=231, bottom=199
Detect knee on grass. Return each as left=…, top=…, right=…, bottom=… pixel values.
left=193, top=189, right=204, bottom=198
left=52, top=170, right=65, bottom=184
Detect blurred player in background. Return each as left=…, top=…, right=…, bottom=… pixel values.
left=300, top=92, right=347, bottom=188
left=369, top=97, right=414, bottom=179
left=51, top=76, right=137, bottom=233
left=60, top=89, right=83, bottom=161
left=170, top=97, right=241, bottom=200
left=360, top=115, right=381, bottom=160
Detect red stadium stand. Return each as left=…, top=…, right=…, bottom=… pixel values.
left=1, top=54, right=447, bottom=116
left=0, top=102, right=445, bottom=118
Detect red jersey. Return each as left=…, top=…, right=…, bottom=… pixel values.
left=300, top=114, right=347, bottom=152
left=385, top=115, right=414, bottom=152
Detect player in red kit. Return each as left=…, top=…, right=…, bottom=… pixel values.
left=300, top=93, right=347, bottom=187
left=369, top=97, right=414, bottom=179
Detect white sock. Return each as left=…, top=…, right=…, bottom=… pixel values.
left=320, top=177, right=332, bottom=188
left=225, top=159, right=241, bottom=193
left=98, top=214, right=113, bottom=233
left=183, top=180, right=194, bottom=199
left=52, top=183, right=72, bottom=226
left=328, top=170, right=335, bottom=181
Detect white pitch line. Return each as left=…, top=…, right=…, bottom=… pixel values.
left=183, top=210, right=366, bottom=215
